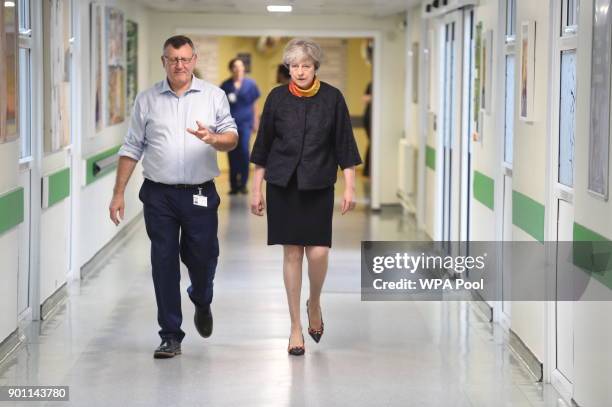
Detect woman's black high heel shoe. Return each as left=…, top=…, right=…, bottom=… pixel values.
left=306, top=300, right=324, bottom=343
left=287, top=334, right=305, bottom=356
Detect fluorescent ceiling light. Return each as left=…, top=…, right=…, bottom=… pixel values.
left=4, top=1, right=16, bottom=7
left=267, top=5, right=292, bottom=13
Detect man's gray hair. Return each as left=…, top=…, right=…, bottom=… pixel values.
left=282, top=38, right=323, bottom=70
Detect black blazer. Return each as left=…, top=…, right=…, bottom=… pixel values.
left=250, top=81, right=362, bottom=190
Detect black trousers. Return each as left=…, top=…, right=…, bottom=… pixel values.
left=139, top=179, right=220, bottom=342
left=227, top=122, right=252, bottom=190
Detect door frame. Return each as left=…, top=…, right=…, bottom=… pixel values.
left=493, top=0, right=517, bottom=331
left=18, top=0, right=44, bottom=323
left=69, top=0, right=82, bottom=282
left=176, top=27, right=383, bottom=209
left=436, top=9, right=467, bottom=252
left=544, top=0, right=577, bottom=399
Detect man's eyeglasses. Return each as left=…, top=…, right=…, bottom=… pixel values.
left=163, top=55, right=195, bottom=66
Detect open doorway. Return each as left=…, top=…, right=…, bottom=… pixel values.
left=176, top=29, right=380, bottom=207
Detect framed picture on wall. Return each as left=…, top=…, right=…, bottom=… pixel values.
left=480, top=30, right=493, bottom=113
left=90, top=2, right=105, bottom=133
left=473, top=22, right=482, bottom=128
left=43, top=0, right=72, bottom=153
left=0, top=2, right=19, bottom=145
left=519, top=21, right=536, bottom=122
left=588, top=0, right=612, bottom=200
left=106, top=6, right=125, bottom=126
left=236, top=52, right=251, bottom=73
left=126, top=20, right=138, bottom=115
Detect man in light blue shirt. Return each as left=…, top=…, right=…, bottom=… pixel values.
left=109, top=35, right=238, bottom=359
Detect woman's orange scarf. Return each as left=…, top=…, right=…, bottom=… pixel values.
left=289, top=77, right=321, bottom=97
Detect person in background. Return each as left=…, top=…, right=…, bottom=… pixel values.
left=276, top=63, right=291, bottom=85
left=362, top=81, right=372, bottom=177
left=109, top=35, right=238, bottom=359
left=250, top=38, right=362, bottom=356
left=220, top=58, right=261, bottom=194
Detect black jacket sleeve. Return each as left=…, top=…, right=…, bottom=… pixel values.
left=334, top=92, right=362, bottom=170
left=250, top=91, right=277, bottom=167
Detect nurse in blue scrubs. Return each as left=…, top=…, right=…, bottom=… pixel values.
left=220, top=58, right=261, bottom=194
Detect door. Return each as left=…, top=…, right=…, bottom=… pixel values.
left=17, top=0, right=41, bottom=321
left=500, top=0, right=517, bottom=326
left=549, top=0, right=578, bottom=396
left=439, top=10, right=465, bottom=258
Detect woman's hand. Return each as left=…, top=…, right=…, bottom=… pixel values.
left=250, top=190, right=266, bottom=216
left=341, top=188, right=356, bottom=215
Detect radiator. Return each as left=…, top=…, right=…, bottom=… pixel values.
left=397, top=139, right=417, bottom=206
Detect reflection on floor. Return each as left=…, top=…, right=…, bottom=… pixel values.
left=0, top=174, right=566, bottom=406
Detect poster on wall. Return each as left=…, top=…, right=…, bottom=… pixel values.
left=106, top=6, right=125, bottom=125
left=412, top=42, right=419, bottom=104
left=44, top=0, right=71, bottom=153
left=316, top=38, right=347, bottom=94
left=519, top=21, right=536, bottom=122
left=91, top=3, right=104, bottom=133
left=1, top=3, right=19, bottom=144
left=189, top=35, right=219, bottom=82
left=588, top=0, right=611, bottom=200
left=126, top=20, right=138, bottom=114
left=236, top=52, right=251, bottom=73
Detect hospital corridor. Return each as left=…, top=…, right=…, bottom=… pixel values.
left=0, top=0, right=611, bottom=406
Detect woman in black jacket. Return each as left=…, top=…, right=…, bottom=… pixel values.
left=250, top=38, right=362, bottom=356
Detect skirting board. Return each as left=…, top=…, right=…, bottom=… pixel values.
left=40, top=283, right=68, bottom=321
left=509, top=328, right=543, bottom=382
left=81, top=212, right=144, bottom=280
left=0, top=329, right=24, bottom=365
left=470, top=291, right=493, bottom=322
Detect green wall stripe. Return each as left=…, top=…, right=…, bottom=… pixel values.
left=47, top=168, right=70, bottom=207
left=85, top=145, right=121, bottom=185
left=573, top=223, right=612, bottom=291
left=574, top=222, right=608, bottom=242
left=512, top=190, right=545, bottom=242
left=426, top=145, right=436, bottom=170
left=473, top=171, right=494, bottom=210
left=0, top=188, right=24, bottom=234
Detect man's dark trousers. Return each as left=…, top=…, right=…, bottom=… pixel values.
left=139, top=178, right=220, bottom=342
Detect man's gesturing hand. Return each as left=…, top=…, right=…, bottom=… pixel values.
left=187, top=121, right=218, bottom=147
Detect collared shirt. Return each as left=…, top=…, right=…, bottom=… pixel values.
left=119, top=76, right=238, bottom=185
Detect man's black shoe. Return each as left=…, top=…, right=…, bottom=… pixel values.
left=194, top=304, right=213, bottom=338
left=239, top=186, right=248, bottom=194
left=153, top=339, right=181, bottom=359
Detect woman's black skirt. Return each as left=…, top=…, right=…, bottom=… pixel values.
left=266, top=174, right=334, bottom=247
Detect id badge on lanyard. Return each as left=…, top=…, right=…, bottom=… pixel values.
left=193, top=187, right=208, bottom=207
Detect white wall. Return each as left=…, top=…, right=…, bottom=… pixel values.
left=508, top=0, right=552, bottom=367
left=0, top=141, right=20, bottom=340
left=76, top=0, right=150, bottom=268
left=0, top=0, right=152, bottom=347
left=405, top=7, right=422, bottom=148
left=413, top=0, right=558, bottom=395
left=470, top=0, right=498, bottom=242
left=412, top=0, right=612, bottom=404
left=572, top=0, right=612, bottom=404
left=145, top=11, right=406, bottom=206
